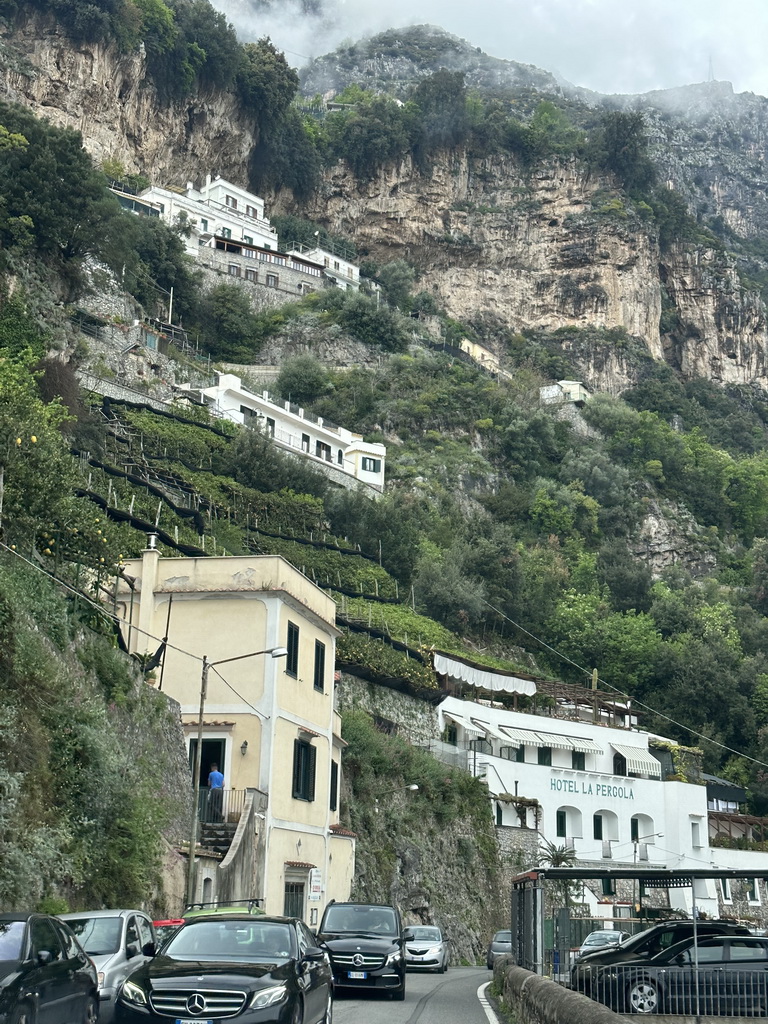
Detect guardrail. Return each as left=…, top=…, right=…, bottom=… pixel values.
left=196, top=788, right=247, bottom=824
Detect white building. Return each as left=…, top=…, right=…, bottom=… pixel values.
left=540, top=380, right=591, bottom=405
left=140, top=176, right=279, bottom=257
left=436, top=693, right=725, bottom=919
left=180, top=373, right=386, bottom=493
left=285, top=244, right=360, bottom=292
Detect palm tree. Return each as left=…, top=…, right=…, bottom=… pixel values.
left=539, top=837, right=578, bottom=911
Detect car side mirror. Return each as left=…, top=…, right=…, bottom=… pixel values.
left=141, top=941, right=156, bottom=958
left=302, top=946, right=326, bottom=962
left=37, top=950, right=53, bottom=966
left=126, top=942, right=141, bottom=959
left=402, top=930, right=414, bottom=940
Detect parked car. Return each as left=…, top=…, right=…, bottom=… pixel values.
left=114, top=913, right=332, bottom=1023
left=572, top=919, right=751, bottom=992
left=151, top=918, right=184, bottom=949
left=486, top=929, right=513, bottom=969
left=317, top=901, right=406, bottom=1000
left=0, top=911, right=99, bottom=1023
left=577, top=929, right=631, bottom=958
left=403, top=925, right=449, bottom=973
left=60, top=909, right=155, bottom=1023
left=594, top=934, right=768, bottom=1015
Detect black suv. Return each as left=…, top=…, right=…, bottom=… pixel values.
left=572, top=919, right=751, bottom=992
left=317, top=901, right=405, bottom=1000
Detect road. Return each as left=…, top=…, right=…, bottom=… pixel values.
left=332, top=967, right=498, bottom=1024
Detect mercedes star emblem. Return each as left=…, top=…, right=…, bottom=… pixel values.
left=352, top=953, right=365, bottom=967
left=186, top=992, right=208, bottom=1015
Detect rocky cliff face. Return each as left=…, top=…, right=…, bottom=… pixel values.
left=0, top=12, right=257, bottom=181
left=5, top=16, right=768, bottom=392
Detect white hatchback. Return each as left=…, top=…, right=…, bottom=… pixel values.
left=404, top=925, right=450, bottom=973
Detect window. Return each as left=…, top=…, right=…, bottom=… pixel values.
left=228, top=264, right=240, bottom=277
left=266, top=273, right=278, bottom=288
left=286, top=622, right=299, bottom=677
left=538, top=746, right=552, bottom=766
left=316, top=441, right=331, bottom=461
left=496, top=803, right=503, bottom=825
left=301, top=433, right=310, bottom=453
left=572, top=750, right=585, bottom=771
left=313, top=640, right=325, bottom=692
left=613, top=753, right=627, bottom=776
left=265, top=417, right=275, bottom=437
left=444, top=724, right=457, bottom=746
left=244, top=247, right=255, bottom=258
left=361, top=457, right=381, bottom=473
left=221, top=227, right=231, bottom=239
left=747, top=878, right=760, bottom=903
left=556, top=809, right=566, bottom=838
left=200, top=218, right=208, bottom=231
left=593, top=814, right=603, bottom=841
left=225, top=194, right=237, bottom=208
left=243, top=235, right=253, bottom=245
left=330, top=760, right=338, bottom=812
left=601, top=877, right=616, bottom=896
left=691, top=821, right=702, bottom=848
left=720, top=877, right=732, bottom=901
left=292, top=739, right=316, bottom=801
left=631, top=817, right=639, bottom=843
left=245, top=269, right=257, bottom=282
left=246, top=204, right=257, bottom=218
left=516, top=745, right=526, bottom=763
left=334, top=261, right=340, bottom=270
left=31, top=918, right=62, bottom=960
left=337, top=449, right=343, bottom=465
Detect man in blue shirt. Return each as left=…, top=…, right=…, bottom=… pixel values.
left=208, top=763, right=224, bottom=821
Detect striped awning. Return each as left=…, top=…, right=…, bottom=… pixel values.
left=568, top=736, right=604, bottom=754
left=500, top=727, right=544, bottom=747
left=534, top=732, right=575, bottom=751
left=442, top=711, right=485, bottom=739
left=433, top=652, right=536, bottom=696
left=611, top=743, right=662, bottom=778
left=472, top=719, right=510, bottom=744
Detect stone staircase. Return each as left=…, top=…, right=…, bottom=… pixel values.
left=200, top=821, right=238, bottom=857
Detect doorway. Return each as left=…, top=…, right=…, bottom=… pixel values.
left=189, top=738, right=226, bottom=788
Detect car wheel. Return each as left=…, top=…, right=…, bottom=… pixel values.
left=391, top=984, right=406, bottom=1001
left=627, top=978, right=661, bottom=1014
left=9, top=1005, right=34, bottom=1024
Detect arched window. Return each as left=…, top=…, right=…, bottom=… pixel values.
left=631, top=813, right=655, bottom=844
left=594, top=809, right=619, bottom=841
left=555, top=805, right=582, bottom=840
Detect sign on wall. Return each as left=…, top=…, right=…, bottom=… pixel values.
left=309, top=868, right=322, bottom=901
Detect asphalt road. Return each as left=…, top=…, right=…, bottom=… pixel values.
left=332, top=967, right=498, bottom=1024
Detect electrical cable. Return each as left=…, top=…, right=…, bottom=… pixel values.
left=481, top=598, right=768, bottom=772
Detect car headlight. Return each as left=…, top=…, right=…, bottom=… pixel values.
left=97, top=972, right=104, bottom=987
left=249, top=985, right=288, bottom=1009
left=386, top=950, right=403, bottom=965
left=119, top=979, right=148, bottom=1006
left=426, top=946, right=442, bottom=956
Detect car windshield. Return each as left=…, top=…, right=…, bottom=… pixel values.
left=322, top=906, right=398, bottom=937
left=0, top=922, right=25, bottom=960
left=165, top=921, right=294, bottom=960
left=409, top=927, right=442, bottom=942
left=65, top=917, right=122, bottom=955
left=493, top=931, right=512, bottom=943
left=584, top=933, right=620, bottom=946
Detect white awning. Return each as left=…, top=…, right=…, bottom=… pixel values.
left=472, top=719, right=510, bottom=744
left=442, top=711, right=484, bottom=739
left=534, top=732, right=575, bottom=751
left=611, top=743, right=662, bottom=778
left=500, top=727, right=544, bottom=747
left=433, top=652, right=537, bottom=696
left=568, top=736, right=604, bottom=754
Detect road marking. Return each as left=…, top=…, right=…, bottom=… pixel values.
left=477, top=981, right=498, bottom=1023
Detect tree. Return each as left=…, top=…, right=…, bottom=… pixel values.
left=236, top=39, right=298, bottom=135
left=592, top=111, right=656, bottom=193
left=275, top=356, right=332, bottom=406
left=376, top=260, right=415, bottom=311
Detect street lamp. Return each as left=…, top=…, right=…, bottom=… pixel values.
left=374, top=783, right=419, bottom=814
left=186, top=646, right=288, bottom=905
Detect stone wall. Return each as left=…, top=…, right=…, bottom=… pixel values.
left=335, top=671, right=440, bottom=745
left=497, top=962, right=630, bottom=1024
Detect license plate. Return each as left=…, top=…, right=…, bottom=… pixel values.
left=176, top=1019, right=214, bottom=1024
left=348, top=971, right=367, bottom=979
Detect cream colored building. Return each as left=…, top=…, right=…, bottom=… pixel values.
left=114, top=545, right=354, bottom=924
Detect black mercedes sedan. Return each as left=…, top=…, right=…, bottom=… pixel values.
left=0, top=911, right=99, bottom=1024
left=114, top=914, right=332, bottom=1024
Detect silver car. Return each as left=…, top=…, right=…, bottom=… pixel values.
left=59, top=909, right=155, bottom=1023
left=578, top=928, right=631, bottom=958
left=403, top=925, right=450, bottom=973
left=487, top=929, right=513, bottom=969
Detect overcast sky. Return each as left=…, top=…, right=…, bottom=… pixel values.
left=218, top=0, right=768, bottom=98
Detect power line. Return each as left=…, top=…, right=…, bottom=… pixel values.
left=480, top=598, right=768, bottom=773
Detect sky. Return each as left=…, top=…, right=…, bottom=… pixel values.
left=217, top=0, right=768, bottom=98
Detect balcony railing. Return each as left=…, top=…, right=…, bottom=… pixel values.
left=196, top=787, right=247, bottom=824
